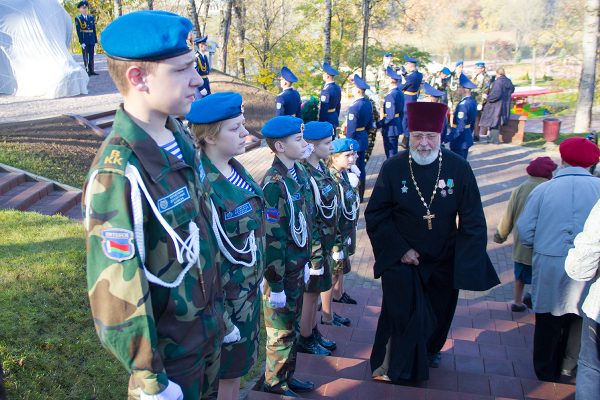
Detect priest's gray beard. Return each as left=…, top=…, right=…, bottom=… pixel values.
left=409, top=141, right=441, bottom=165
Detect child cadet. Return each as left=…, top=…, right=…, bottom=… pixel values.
left=186, top=92, right=266, bottom=400
left=318, top=63, right=342, bottom=135
left=83, top=11, right=223, bottom=400
left=321, top=138, right=360, bottom=325
left=298, top=121, right=339, bottom=356
left=378, top=66, right=404, bottom=159
left=275, top=67, right=302, bottom=117
left=260, top=116, right=314, bottom=396
left=194, top=35, right=211, bottom=98
left=448, top=74, right=477, bottom=159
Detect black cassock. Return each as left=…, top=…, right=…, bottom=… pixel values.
left=365, top=149, right=500, bottom=382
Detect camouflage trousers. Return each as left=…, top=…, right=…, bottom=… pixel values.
left=219, top=288, right=262, bottom=379
left=333, top=243, right=351, bottom=275
left=127, top=305, right=222, bottom=400
left=263, top=271, right=304, bottom=388
left=305, top=255, right=333, bottom=293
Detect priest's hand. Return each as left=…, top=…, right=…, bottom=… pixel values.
left=493, top=232, right=506, bottom=244
left=401, top=249, right=420, bottom=266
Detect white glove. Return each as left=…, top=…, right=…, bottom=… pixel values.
left=81, top=43, right=86, bottom=49
left=200, top=88, right=208, bottom=96
left=140, top=380, right=183, bottom=400
left=477, top=104, right=483, bottom=111
left=259, top=278, right=265, bottom=294
left=348, top=172, right=360, bottom=188
left=332, top=251, right=345, bottom=261
left=347, top=237, right=352, bottom=245
left=301, top=143, right=315, bottom=159
left=310, top=267, right=324, bottom=276
left=350, top=165, right=361, bottom=177
left=303, top=262, right=310, bottom=284
left=223, top=325, right=241, bottom=344
left=269, top=291, right=286, bottom=308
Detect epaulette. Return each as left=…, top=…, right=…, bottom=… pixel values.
left=94, top=144, right=132, bottom=175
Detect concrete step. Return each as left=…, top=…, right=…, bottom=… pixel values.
left=0, top=172, right=26, bottom=195
left=0, top=181, right=53, bottom=210
left=28, top=190, right=82, bottom=216
left=64, top=204, right=83, bottom=220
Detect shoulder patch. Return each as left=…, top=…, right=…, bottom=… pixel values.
left=457, top=111, right=465, bottom=119
left=348, top=114, right=355, bottom=121
left=276, top=102, right=282, bottom=110
left=97, top=144, right=131, bottom=174
left=265, top=207, right=280, bottom=223
left=321, top=95, right=327, bottom=102
left=101, top=228, right=135, bottom=261
left=385, top=101, right=392, bottom=108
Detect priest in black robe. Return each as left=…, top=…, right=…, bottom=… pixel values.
left=365, top=101, right=500, bottom=383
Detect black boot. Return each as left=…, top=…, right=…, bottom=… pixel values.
left=428, top=352, right=442, bottom=368
left=333, top=291, right=357, bottom=305
left=288, top=377, right=315, bottom=393
left=297, top=334, right=331, bottom=356
left=263, top=382, right=299, bottom=397
left=313, top=326, right=336, bottom=351
left=333, top=312, right=351, bottom=327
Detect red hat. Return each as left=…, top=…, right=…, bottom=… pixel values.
left=407, top=102, right=448, bottom=134
left=559, top=137, right=600, bottom=168
left=526, top=156, right=557, bottom=180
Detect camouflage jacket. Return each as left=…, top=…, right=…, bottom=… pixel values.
left=472, top=72, right=491, bottom=106
left=448, top=71, right=462, bottom=108
left=201, top=152, right=266, bottom=335
left=261, top=157, right=312, bottom=293
left=83, top=108, right=222, bottom=394
left=329, top=166, right=358, bottom=252
left=302, top=159, right=339, bottom=270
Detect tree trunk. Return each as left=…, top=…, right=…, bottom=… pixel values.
left=233, top=0, right=246, bottom=79
left=187, top=0, right=201, bottom=37
left=147, top=0, right=153, bottom=10
left=361, top=0, right=370, bottom=78
left=574, top=0, right=599, bottom=133
left=220, top=0, right=234, bottom=73
left=531, top=46, right=537, bottom=85
left=201, top=0, right=211, bottom=36
left=113, top=0, right=122, bottom=18
left=323, top=0, right=332, bottom=64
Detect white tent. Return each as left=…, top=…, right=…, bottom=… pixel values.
left=0, top=0, right=88, bottom=98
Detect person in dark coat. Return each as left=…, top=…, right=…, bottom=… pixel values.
left=275, top=67, right=302, bottom=117
left=74, top=1, right=98, bottom=76
left=318, top=62, right=342, bottom=134
left=479, top=68, right=514, bottom=144
left=366, top=102, right=499, bottom=383
left=378, top=66, right=404, bottom=159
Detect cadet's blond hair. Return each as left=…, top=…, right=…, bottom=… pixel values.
left=190, top=121, right=223, bottom=148
left=107, top=58, right=158, bottom=94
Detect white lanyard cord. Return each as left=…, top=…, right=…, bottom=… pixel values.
left=309, top=176, right=338, bottom=220
left=339, top=183, right=358, bottom=221
left=209, top=199, right=257, bottom=268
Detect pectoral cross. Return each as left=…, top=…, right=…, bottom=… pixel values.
left=423, top=210, right=435, bottom=230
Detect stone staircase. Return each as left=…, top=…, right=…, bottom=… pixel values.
left=247, top=287, right=576, bottom=400
left=0, top=164, right=82, bottom=219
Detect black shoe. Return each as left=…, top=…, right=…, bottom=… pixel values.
left=297, top=334, right=331, bottom=356
left=288, top=377, right=315, bottom=393
left=321, top=315, right=346, bottom=327
left=333, top=312, right=351, bottom=327
left=511, top=303, right=527, bottom=312
left=263, top=382, right=299, bottom=397
left=523, top=292, right=532, bottom=309
left=474, top=136, right=480, bottom=142
left=428, top=352, right=441, bottom=368
left=313, top=326, right=336, bottom=351
left=333, top=292, right=357, bottom=305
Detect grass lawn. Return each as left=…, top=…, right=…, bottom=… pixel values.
left=522, top=132, right=589, bottom=149
left=0, top=211, right=126, bottom=399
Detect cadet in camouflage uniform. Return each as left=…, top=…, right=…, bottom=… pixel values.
left=260, top=116, right=315, bottom=397
left=186, top=92, right=266, bottom=400
left=298, top=121, right=340, bottom=356
left=448, top=61, right=465, bottom=126
left=84, top=11, right=223, bottom=400
left=471, top=61, right=491, bottom=141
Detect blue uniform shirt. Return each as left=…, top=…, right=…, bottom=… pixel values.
left=382, top=87, right=404, bottom=137
left=275, top=87, right=302, bottom=117
left=318, top=82, right=342, bottom=128
left=449, top=96, right=477, bottom=151
left=401, top=70, right=423, bottom=97
left=346, top=97, right=373, bottom=152
left=75, top=14, right=97, bottom=46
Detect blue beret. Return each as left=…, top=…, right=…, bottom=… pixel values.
left=101, top=11, right=192, bottom=61
left=475, top=61, right=485, bottom=68
left=386, top=66, right=402, bottom=81
left=331, top=138, right=357, bottom=153
left=459, top=73, right=477, bottom=89
left=261, top=116, right=304, bottom=139
left=441, top=67, right=451, bottom=75
left=352, top=74, right=370, bottom=91
left=323, top=62, right=338, bottom=76
left=280, top=66, right=298, bottom=83
left=77, top=1, right=89, bottom=8
left=455, top=60, right=464, bottom=67
left=404, top=54, right=418, bottom=63
left=194, top=35, right=208, bottom=44
left=186, top=92, right=243, bottom=124
left=423, top=82, right=445, bottom=98
left=384, top=53, right=393, bottom=57
left=304, top=121, right=333, bottom=141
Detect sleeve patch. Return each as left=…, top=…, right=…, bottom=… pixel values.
left=457, top=111, right=465, bottom=119
left=265, top=207, right=280, bottom=222
left=101, top=229, right=135, bottom=261
left=276, top=102, right=282, bottom=110
left=321, top=95, right=327, bottom=102
left=385, top=101, right=392, bottom=108
left=348, top=114, right=354, bottom=121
